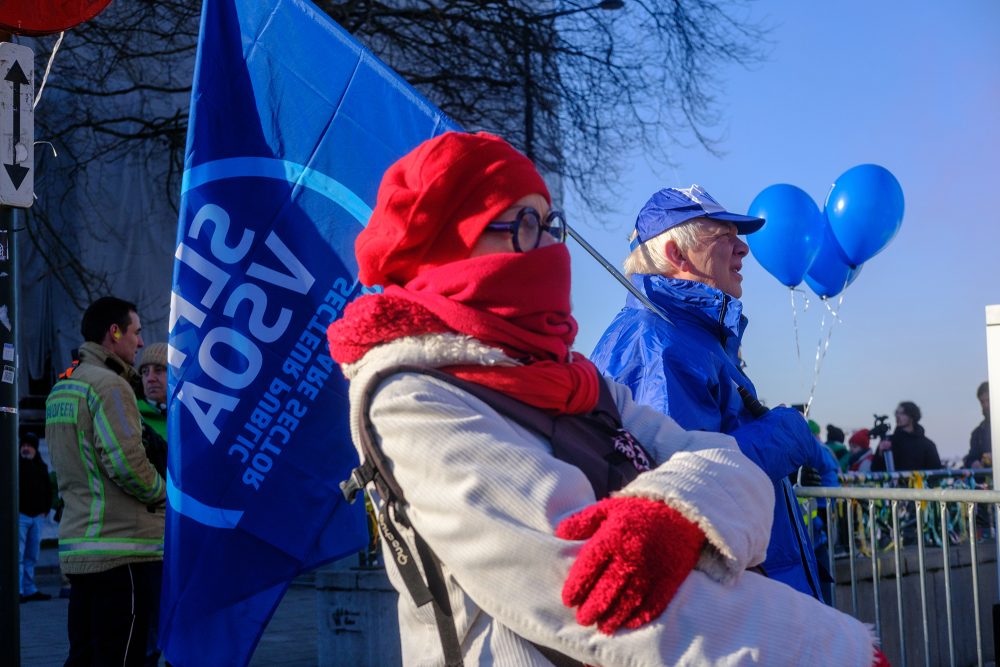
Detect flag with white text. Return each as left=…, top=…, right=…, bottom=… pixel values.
left=161, top=1, right=456, bottom=664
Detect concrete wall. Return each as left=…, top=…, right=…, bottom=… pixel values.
left=316, top=545, right=997, bottom=666
left=833, top=542, right=997, bottom=667
left=316, top=568, right=402, bottom=667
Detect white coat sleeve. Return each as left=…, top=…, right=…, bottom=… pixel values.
left=607, top=378, right=774, bottom=581
left=367, top=373, right=875, bottom=667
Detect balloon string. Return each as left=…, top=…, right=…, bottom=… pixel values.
left=834, top=291, right=846, bottom=319
left=805, top=293, right=845, bottom=417
left=790, top=287, right=800, bottom=361
left=35, top=31, right=65, bottom=111
left=820, top=293, right=845, bottom=322
left=826, top=272, right=851, bottom=320
left=804, top=307, right=827, bottom=418
left=789, top=286, right=811, bottom=363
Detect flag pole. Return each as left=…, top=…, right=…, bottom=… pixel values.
left=567, top=225, right=672, bottom=326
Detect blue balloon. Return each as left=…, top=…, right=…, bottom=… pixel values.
left=825, top=164, right=904, bottom=265
left=804, top=223, right=862, bottom=298
left=747, top=184, right=824, bottom=287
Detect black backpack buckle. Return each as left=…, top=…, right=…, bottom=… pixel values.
left=340, top=460, right=376, bottom=503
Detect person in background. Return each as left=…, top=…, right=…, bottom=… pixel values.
left=51, top=348, right=82, bottom=602
left=137, top=342, right=168, bottom=478
left=136, top=341, right=169, bottom=666
left=590, top=185, right=839, bottom=603
left=964, top=382, right=990, bottom=469
left=847, top=429, right=875, bottom=472
left=326, top=132, right=886, bottom=666
left=19, top=431, right=53, bottom=603
left=872, top=401, right=942, bottom=472
left=963, top=382, right=992, bottom=539
left=46, top=296, right=165, bottom=667
left=825, top=424, right=849, bottom=471
left=801, top=418, right=836, bottom=482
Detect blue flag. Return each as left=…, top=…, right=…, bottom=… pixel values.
left=162, top=1, right=456, bottom=664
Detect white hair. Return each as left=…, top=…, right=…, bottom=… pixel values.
left=623, top=218, right=708, bottom=278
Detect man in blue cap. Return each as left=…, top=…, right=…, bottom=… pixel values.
left=591, top=185, right=839, bottom=602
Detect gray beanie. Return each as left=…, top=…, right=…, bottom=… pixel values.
left=138, top=342, right=168, bottom=371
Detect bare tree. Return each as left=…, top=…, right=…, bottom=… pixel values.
left=20, top=0, right=766, bottom=381
left=36, top=1, right=197, bottom=196
left=27, top=0, right=197, bottom=311
left=31, top=0, right=767, bottom=220
left=321, top=0, right=768, bottom=213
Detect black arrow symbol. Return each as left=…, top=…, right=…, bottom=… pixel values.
left=4, top=60, right=29, bottom=190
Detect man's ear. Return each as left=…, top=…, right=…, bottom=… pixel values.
left=662, top=239, right=689, bottom=273
left=110, top=325, right=122, bottom=341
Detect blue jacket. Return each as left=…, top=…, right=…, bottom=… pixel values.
left=591, top=275, right=838, bottom=601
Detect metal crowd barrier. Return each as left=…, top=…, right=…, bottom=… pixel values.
left=795, top=470, right=999, bottom=667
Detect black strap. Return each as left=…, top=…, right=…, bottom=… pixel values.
left=376, top=503, right=463, bottom=666
left=413, top=526, right=464, bottom=666
left=781, top=481, right=824, bottom=601
left=532, top=644, right=588, bottom=667
left=347, top=365, right=599, bottom=667
left=375, top=504, right=433, bottom=607
left=347, top=367, right=466, bottom=665
left=414, top=366, right=649, bottom=499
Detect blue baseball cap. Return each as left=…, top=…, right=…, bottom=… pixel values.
left=630, top=184, right=765, bottom=251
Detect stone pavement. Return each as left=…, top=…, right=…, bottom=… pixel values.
left=19, top=546, right=321, bottom=666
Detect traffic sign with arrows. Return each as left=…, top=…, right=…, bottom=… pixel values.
left=0, top=42, right=32, bottom=208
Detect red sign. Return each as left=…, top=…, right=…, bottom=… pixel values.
left=0, top=1, right=113, bottom=36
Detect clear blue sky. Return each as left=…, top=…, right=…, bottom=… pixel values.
left=567, top=0, right=1000, bottom=461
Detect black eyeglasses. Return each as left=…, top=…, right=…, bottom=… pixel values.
left=485, top=207, right=567, bottom=253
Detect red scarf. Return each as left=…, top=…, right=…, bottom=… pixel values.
left=329, top=244, right=600, bottom=414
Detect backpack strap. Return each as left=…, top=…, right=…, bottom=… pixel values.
left=377, top=500, right=464, bottom=666
left=413, top=367, right=651, bottom=498
left=341, top=365, right=466, bottom=666
left=345, top=364, right=646, bottom=667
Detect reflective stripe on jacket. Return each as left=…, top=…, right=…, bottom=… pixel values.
left=46, top=342, right=165, bottom=574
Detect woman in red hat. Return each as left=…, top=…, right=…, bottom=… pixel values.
left=328, top=131, right=885, bottom=666
left=848, top=429, right=876, bottom=472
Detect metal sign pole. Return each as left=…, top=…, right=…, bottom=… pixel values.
left=0, top=205, right=17, bottom=665
left=0, top=37, right=33, bottom=666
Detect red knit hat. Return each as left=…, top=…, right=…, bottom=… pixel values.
left=356, top=131, right=550, bottom=287
left=848, top=429, right=870, bottom=447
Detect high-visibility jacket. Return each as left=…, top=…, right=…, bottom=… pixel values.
left=46, top=341, right=165, bottom=575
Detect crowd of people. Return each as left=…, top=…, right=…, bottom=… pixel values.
left=23, top=128, right=995, bottom=665
left=813, top=382, right=990, bottom=475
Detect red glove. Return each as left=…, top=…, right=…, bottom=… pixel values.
left=556, top=496, right=706, bottom=634
left=873, top=648, right=891, bottom=667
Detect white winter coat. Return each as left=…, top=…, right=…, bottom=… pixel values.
left=343, top=333, right=875, bottom=666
